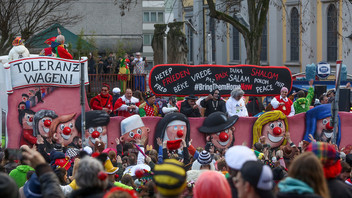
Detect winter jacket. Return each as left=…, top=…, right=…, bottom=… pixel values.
left=8, top=45, right=30, bottom=61
left=327, top=178, right=352, bottom=198
left=277, top=177, right=322, bottom=198
left=36, top=163, right=65, bottom=198
left=9, top=165, right=35, bottom=188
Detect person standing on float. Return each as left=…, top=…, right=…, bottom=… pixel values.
left=271, top=87, right=294, bottom=116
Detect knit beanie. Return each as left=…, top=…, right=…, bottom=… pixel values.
left=197, top=150, right=212, bottom=165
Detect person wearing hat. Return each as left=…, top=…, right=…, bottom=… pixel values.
left=225, top=146, right=257, bottom=198
left=112, top=87, right=121, bottom=110
left=180, top=94, right=201, bottom=117
left=307, top=142, right=352, bottom=198
left=200, top=89, right=227, bottom=117
left=8, top=36, right=30, bottom=61
left=271, top=87, right=294, bottom=116
left=226, top=88, right=248, bottom=117
left=199, top=112, right=239, bottom=150
left=39, top=37, right=56, bottom=56
left=191, top=150, right=215, bottom=170
left=90, top=83, right=113, bottom=114
left=153, top=159, right=187, bottom=198
left=104, top=158, right=119, bottom=183
left=293, top=79, right=314, bottom=114
left=139, top=91, right=160, bottom=117
left=50, top=31, right=73, bottom=59
left=234, top=161, right=274, bottom=198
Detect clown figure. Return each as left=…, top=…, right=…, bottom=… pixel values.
left=18, top=109, right=36, bottom=146
left=33, top=110, right=58, bottom=152
left=75, top=110, right=110, bottom=148
left=50, top=113, right=79, bottom=147
left=252, top=110, right=288, bottom=148
left=154, top=113, right=190, bottom=150
left=120, top=115, right=150, bottom=144
left=199, top=112, right=238, bottom=150
left=304, top=104, right=341, bottom=146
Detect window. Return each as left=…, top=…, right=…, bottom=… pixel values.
left=260, top=22, right=267, bottom=61
left=143, top=34, right=153, bottom=46
left=290, top=7, right=299, bottom=62
left=232, top=25, right=240, bottom=61
left=209, top=17, right=216, bottom=62
left=186, top=19, right=194, bottom=63
left=143, top=11, right=164, bottom=23
left=327, top=4, right=337, bottom=62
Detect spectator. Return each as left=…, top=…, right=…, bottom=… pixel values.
left=326, top=89, right=335, bottom=103
left=271, top=87, right=294, bottom=116
left=226, top=88, right=248, bottom=117
left=191, top=150, right=215, bottom=170
left=114, top=88, right=140, bottom=117
left=9, top=160, right=35, bottom=188
left=307, top=142, right=352, bottom=198
left=90, top=83, right=113, bottom=114
left=180, top=94, right=201, bottom=117
left=133, top=90, right=145, bottom=104
left=234, top=161, right=274, bottom=198
left=246, top=96, right=265, bottom=117
left=111, top=87, right=121, bottom=116
left=319, top=94, right=329, bottom=105
left=293, top=80, right=314, bottom=114
left=225, top=146, right=257, bottom=198
left=0, top=172, right=19, bottom=198
left=98, top=56, right=104, bottom=74
left=88, top=53, right=96, bottom=74
left=153, top=159, right=187, bottom=198
left=200, top=89, right=226, bottom=117
left=131, top=52, right=146, bottom=92
left=277, top=152, right=329, bottom=198
left=68, top=136, right=82, bottom=149
left=194, top=170, right=231, bottom=198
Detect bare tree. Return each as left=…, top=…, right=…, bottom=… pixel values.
left=207, top=0, right=269, bottom=65
left=114, top=0, right=138, bottom=16
left=0, top=0, right=81, bottom=54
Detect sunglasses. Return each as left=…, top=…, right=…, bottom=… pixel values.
left=102, top=89, right=108, bottom=91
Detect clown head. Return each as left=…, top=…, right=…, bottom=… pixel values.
left=75, top=110, right=110, bottom=148
left=120, top=115, right=150, bottom=143
left=154, top=113, right=190, bottom=150
left=199, top=112, right=238, bottom=150
left=50, top=113, right=79, bottom=146
left=304, top=104, right=341, bottom=145
left=253, top=110, right=288, bottom=148
left=18, top=109, right=35, bottom=130
left=33, top=110, right=58, bottom=138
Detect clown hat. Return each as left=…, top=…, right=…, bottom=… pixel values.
left=121, top=115, right=145, bottom=136
left=12, top=37, right=24, bottom=46
left=104, top=159, right=118, bottom=174
left=44, top=37, right=56, bottom=45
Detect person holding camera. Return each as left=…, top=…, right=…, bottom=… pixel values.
left=162, top=96, right=179, bottom=116
left=131, top=52, right=146, bottom=92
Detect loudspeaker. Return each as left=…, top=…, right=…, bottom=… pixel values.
left=314, top=85, right=327, bottom=101
left=339, top=88, right=351, bottom=112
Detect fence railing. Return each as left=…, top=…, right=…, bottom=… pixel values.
left=86, top=74, right=147, bottom=98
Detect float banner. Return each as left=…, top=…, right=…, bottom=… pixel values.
left=149, top=64, right=292, bottom=97
left=4, top=57, right=88, bottom=94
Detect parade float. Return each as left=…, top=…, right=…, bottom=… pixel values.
left=1, top=51, right=351, bottom=150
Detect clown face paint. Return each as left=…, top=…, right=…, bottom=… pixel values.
left=22, top=113, right=34, bottom=130
left=38, top=117, right=53, bottom=137
left=120, top=126, right=149, bottom=143
left=315, top=117, right=336, bottom=142
left=209, top=126, right=235, bottom=149
left=54, top=120, right=79, bottom=146
left=262, top=119, right=286, bottom=148
left=84, top=126, right=107, bottom=147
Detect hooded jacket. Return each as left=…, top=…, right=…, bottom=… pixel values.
left=9, top=165, right=35, bottom=188
left=277, top=177, right=322, bottom=198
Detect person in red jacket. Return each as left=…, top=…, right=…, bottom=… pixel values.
left=114, top=88, right=140, bottom=117
left=270, top=87, right=294, bottom=116
left=90, top=83, right=113, bottom=114
left=51, top=34, right=73, bottom=59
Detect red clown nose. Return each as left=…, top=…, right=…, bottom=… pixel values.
left=63, top=127, right=71, bottom=135
left=133, top=134, right=141, bottom=139
left=29, top=117, right=33, bottom=122
left=326, top=122, right=334, bottom=130
left=219, top=132, right=229, bottom=142
left=177, top=130, right=184, bottom=138
left=44, top=120, right=51, bottom=127
left=273, top=127, right=282, bottom=136
left=92, top=131, right=100, bottom=139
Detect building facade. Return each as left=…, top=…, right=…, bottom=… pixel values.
left=173, top=0, right=352, bottom=74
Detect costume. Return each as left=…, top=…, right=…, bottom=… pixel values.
left=118, top=58, right=130, bottom=92
left=90, top=93, right=113, bottom=111
left=293, top=87, right=314, bottom=114
left=226, top=97, right=248, bottom=117
left=271, top=95, right=294, bottom=116
left=200, top=98, right=226, bottom=117
left=114, top=95, right=140, bottom=117
left=139, top=101, right=159, bottom=117
left=20, top=129, right=37, bottom=146
left=8, top=37, right=30, bottom=61
left=51, top=41, right=73, bottom=59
